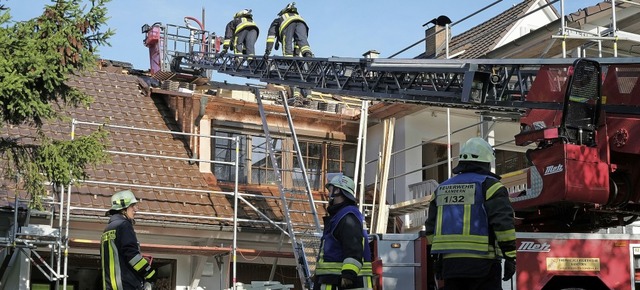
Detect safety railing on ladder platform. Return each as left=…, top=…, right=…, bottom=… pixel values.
left=252, top=87, right=322, bottom=290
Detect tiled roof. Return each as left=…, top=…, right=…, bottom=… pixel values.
left=0, top=66, right=335, bottom=231
left=452, top=0, right=538, bottom=58
left=219, top=183, right=328, bottom=225
left=1, top=68, right=238, bottom=226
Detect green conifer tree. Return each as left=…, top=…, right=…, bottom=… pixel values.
left=0, top=0, right=113, bottom=209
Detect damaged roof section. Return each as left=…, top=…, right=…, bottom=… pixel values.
left=1, top=61, right=350, bottom=232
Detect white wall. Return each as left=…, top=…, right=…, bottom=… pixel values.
left=175, top=256, right=195, bottom=290
left=196, top=257, right=229, bottom=290
left=170, top=255, right=228, bottom=290
left=389, top=116, right=425, bottom=204
left=364, top=108, right=522, bottom=208
left=495, top=0, right=559, bottom=49
left=171, top=252, right=298, bottom=290
left=364, top=121, right=384, bottom=187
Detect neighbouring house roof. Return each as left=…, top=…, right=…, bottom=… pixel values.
left=451, top=0, right=547, bottom=58
left=486, top=1, right=640, bottom=58
left=417, top=0, right=552, bottom=59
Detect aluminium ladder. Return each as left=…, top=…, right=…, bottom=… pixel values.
left=252, top=88, right=322, bottom=289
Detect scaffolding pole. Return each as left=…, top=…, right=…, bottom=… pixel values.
left=356, top=100, right=369, bottom=214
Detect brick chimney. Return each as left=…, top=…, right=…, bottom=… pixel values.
left=424, top=15, right=452, bottom=58
left=363, top=50, right=380, bottom=59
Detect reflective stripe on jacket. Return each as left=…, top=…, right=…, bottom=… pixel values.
left=224, top=17, right=259, bottom=48
left=278, top=13, right=306, bottom=36
left=235, top=17, right=258, bottom=34
left=315, top=205, right=373, bottom=277
left=431, top=172, right=495, bottom=255
left=101, top=214, right=152, bottom=290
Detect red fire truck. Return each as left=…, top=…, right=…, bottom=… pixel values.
left=370, top=59, right=640, bottom=290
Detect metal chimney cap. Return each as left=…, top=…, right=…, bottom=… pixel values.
left=423, top=15, right=452, bottom=27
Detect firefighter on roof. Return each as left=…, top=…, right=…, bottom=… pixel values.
left=425, top=137, right=516, bottom=290
left=223, top=8, right=259, bottom=56
left=264, top=2, right=314, bottom=57
left=314, top=175, right=373, bottom=290
left=101, top=190, right=157, bottom=290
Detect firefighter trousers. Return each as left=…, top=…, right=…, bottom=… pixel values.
left=281, top=22, right=310, bottom=56
left=315, top=276, right=373, bottom=290
left=234, top=28, right=258, bottom=55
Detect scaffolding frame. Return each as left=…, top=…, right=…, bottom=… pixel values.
left=0, top=192, right=66, bottom=289
left=551, top=0, right=640, bottom=58
left=68, top=119, right=245, bottom=289
left=68, top=118, right=338, bottom=289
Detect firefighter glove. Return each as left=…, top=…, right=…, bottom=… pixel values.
left=341, top=269, right=356, bottom=288
left=502, top=258, right=516, bottom=281
left=144, top=282, right=153, bottom=290
left=144, top=267, right=157, bottom=283
left=340, top=277, right=354, bottom=288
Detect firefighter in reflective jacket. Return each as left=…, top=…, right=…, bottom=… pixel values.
left=264, top=2, right=313, bottom=57
left=223, top=9, right=259, bottom=56
left=425, top=137, right=516, bottom=290
left=101, top=190, right=156, bottom=290
left=314, top=175, right=373, bottom=290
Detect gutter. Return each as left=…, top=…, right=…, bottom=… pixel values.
left=69, top=238, right=295, bottom=259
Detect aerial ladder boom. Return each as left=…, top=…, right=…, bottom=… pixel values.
left=145, top=19, right=640, bottom=234
left=177, top=53, right=640, bottom=116
left=188, top=54, right=640, bottom=233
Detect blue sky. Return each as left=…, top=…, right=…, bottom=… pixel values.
left=6, top=0, right=599, bottom=83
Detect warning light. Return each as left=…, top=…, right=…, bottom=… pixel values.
left=391, top=243, right=401, bottom=249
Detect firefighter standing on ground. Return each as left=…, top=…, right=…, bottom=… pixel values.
left=425, top=137, right=516, bottom=290
left=314, top=175, right=373, bottom=290
left=101, top=190, right=157, bottom=290
left=223, top=9, right=259, bottom=56
left=265, top=2, right=313, bottom=57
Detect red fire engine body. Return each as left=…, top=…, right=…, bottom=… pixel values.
left=371, top=59, right=640, bottom=290
left=516, top=233, right=640, bottom=290
left=371, top=232, right=640, bottom=290
left=506, top=60, right=640, bottom=290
